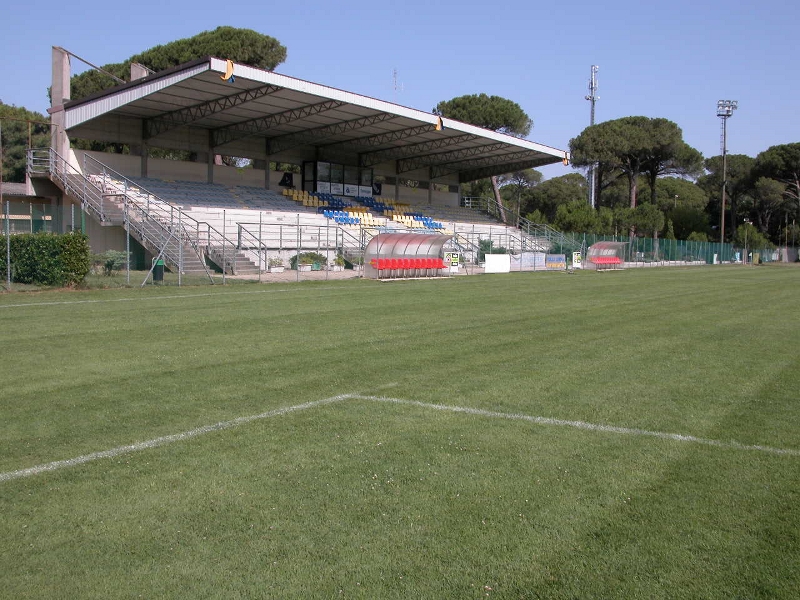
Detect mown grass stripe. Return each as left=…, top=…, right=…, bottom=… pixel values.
left=0, top=287, right=311, bottom=309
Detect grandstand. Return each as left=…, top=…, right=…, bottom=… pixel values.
left=27, top=50, right=571, bottom=276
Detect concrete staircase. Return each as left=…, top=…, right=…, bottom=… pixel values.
left=207, top=247, right=260, bottom=275
left=29, top=148, right=251, bottom=277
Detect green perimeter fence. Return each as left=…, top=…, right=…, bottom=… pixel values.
left=551, top=233, right=781, bottom=265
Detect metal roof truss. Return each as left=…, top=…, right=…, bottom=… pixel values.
left=143, top=84, right=283, bottom=140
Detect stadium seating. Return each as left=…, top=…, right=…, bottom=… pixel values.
left=87, top=174, right=541, bottom=270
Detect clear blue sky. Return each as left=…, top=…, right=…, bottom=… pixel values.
left=2, top=0, right=797, bottom=179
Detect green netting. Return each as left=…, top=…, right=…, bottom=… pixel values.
left=554, top=233, right=738, bottom=264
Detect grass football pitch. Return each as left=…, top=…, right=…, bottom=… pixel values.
left=1, top=266, right=798, bottom=599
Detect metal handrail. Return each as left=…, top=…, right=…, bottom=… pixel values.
left=28, top=147, right=237, bottom=275
left=461, top=194, right=583, bottom=254
left=79, top=153, right=238, bottom=268
left=28, top=148, right=117, bottom=224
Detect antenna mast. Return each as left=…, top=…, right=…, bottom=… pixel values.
left=392, top=68, right=404, bottom=102
left=585, top=65, right=599, bottom=208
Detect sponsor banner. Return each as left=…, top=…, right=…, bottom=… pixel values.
left=545, top=254, right=566, bottom=271
left=359, top=185, right=373, bottom=197
left=444, top=252, right=460, bottom=267
left=444, top=252, right=460, bottom=273
left=510, top=252, right=546, bottom=270
left=330, top=183, right=344, bottom=195
left=316, top=181, right=331, bottom=194
left=484, top=254, right=511, bottom=273
left=343, top=183, right=359, bottom=197
left=572, top=252, right=583, bottom=269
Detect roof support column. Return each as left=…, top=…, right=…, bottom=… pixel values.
left=394, top=160, right=400, bottom=203
left=428, top=168, right=433, bottom=205
left=207, top=131, right=214, bottom=184
left=50, top=46, right=70, bottom=160
left=264, top=139, right=272, bottom=190
left=140, top=141, right=148, bottom=178
left=135, top=122, right=149, bottom=177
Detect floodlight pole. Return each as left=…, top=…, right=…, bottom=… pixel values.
left=585, top=65, right=599, bottom=208
left=717, top=99, right=738, bottom=246
left=743, top=218, right=750, bottom=265
left=1, top=120, right=9, bottom=290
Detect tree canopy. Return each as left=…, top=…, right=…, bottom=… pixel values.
left=0, top=102, right=50, bottom=182
left=698, top=154, right=755, bottom=239
left=553, top=200, right=613, bottom=234
left=642, top=141, right=703, bottom=203
left=68, top=27, right=287, bottom=101
left=569, top=116, right=702, bottom=209
left=751, top=176, right=787, bottom=234
left=734, top=221, right=772, bottom=251
left=435, top=93, right=533, bottom=224
left=655, top=177, right=709, bottom=212
left=523, top=173, right=587, bottom=222
left=433, top=94, right=531, bottom=137
left=754, top=143, right=800, bottom=213
left=498, top=169, right=542, bottom=222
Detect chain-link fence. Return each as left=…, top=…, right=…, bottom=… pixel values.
left=557, top=233, right=761, bottom=265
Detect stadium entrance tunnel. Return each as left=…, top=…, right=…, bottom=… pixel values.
left=364, top=233, right=452, bottom=279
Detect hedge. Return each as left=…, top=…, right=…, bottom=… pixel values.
left=0, top=232, right=91, bottom=286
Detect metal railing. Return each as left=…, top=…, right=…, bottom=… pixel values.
left=28, top=148, right=249, bottom=276
left=28, top=148, right=121, bottom=225
left=460, top=195, right=584, bottom=255
left=237, top=219, right=372, bottom=268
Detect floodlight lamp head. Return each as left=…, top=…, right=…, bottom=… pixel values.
left=717, top=99, right=738, bottom=118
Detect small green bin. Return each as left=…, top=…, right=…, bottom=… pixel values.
left=153, top=258, right=165, bottom=282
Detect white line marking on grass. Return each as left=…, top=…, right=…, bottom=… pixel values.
left=351, top=395, right=800, bottom=458
left=0, top=394, right=352, bottom=483
left=5, top=391, right=797, bottom=484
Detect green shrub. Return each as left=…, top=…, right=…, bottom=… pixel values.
left=687, top=231, right=709, bottom=242
left=289, top=251, right=327, bottom=270
left=93, top=250, right=130, bottom=276
left=478, top=239, right=507, bottom=262
left=0, top=232, right=91, bottom=287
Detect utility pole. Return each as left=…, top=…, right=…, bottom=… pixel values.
left=585, top=65, right=599, bottom=208
left=717, top=99, right=738, bottom=244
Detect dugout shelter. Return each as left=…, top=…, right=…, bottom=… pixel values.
left=587, top=241, right=627, bottom=270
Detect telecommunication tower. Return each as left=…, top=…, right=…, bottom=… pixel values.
left=585, top=65, right=599, bottom=208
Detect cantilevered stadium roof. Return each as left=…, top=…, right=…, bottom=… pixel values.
left=62, top=56, right=569, bottom=182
